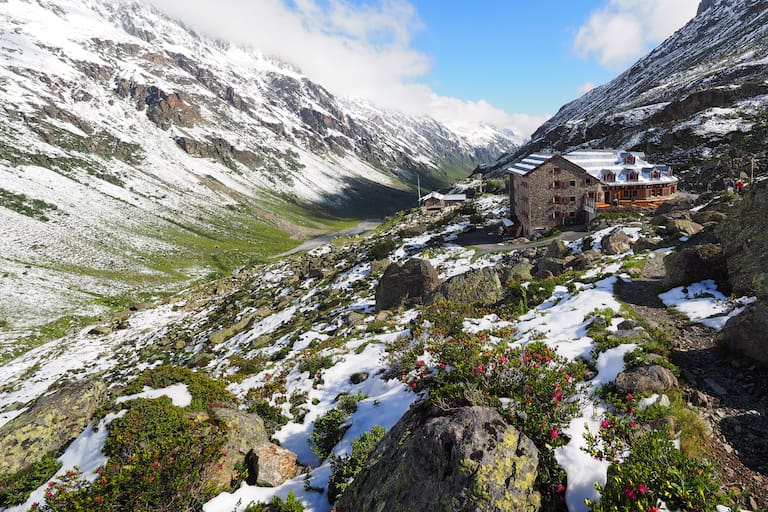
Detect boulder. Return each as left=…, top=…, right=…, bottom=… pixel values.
left=721, top=302, right=768, bottom=367
left=503, top=261, right=533, bottom=282
left=207, top=408, right=298, bottom=489
left=666, top=219, right=704, bottom=237
left=615, top=365, right=678, bottom=394
left=429, top=268, right=503, bottom=305
left=246, top=443, right=299, bottom=487
left=661, top=243, right=729, bottom=290
left=0, top=379, right=107, bottom=475
left=336, top=402, right=540, bottom=512
left=566, top=249, right=601, bottom=270
left=601, top=230, right=631, bottom=255
left=546, top=239, right=572, bottom=259
left=374, top=259, right=441, bottom=311
left=535, top=257, right=566, bottom=276
left=654, top=198, right=694, bottom=216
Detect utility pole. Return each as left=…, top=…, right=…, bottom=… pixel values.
left=417, top=173, right=422, bottom=201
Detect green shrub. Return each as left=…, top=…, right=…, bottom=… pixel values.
left=328, top=426, right=387, bottom=503
left=31, top=397, right=227, bottom=512
left=249, top=399, right=290, bottom=436
left=123, top=365, right=235, bottom=411
left=336, top=391, right=366, bottom=415
left=297, top=353, right=334, bottom=376
left=369, top=238, right=397, bottom=260
left=244, top=490, right=305, bottom=512
left=0, top=454, right=61, bottom=507
left=587, top=428, right=725, bottom=512
left=309, top=409, right=350, bottom=459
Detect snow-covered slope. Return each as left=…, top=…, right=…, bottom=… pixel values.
left=0, top=0, right=519, bottom=336
left=484, top=0, right=768, bottom=176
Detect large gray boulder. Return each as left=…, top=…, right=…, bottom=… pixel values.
left=428, top=267, right=504, bottom=305
left=615, top=365, right=678, bottom=394
left=375, top=258, right=441, bottom=311
left=336, top=402, right=540, bottom=512
left=601, top=230, right=631, bottom=255
left=0, top=379, right=107, bottom=475
left=546, top=239, right=572, bottom=259
left=721, top=302, right=768, bottom=367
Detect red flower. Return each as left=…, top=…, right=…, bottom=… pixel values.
left=439, top=361, right=446, bottom=369
left=637, top=483, right=648, bottom=495
left=410, top=381, right=417, bottom=389
left=649, top=507, right=661, bottom=512
left=416, top=360, right=425, bottom=367
left=552, top=390, right=563, bottom=401
left=600, top=419, right=611, bottom=429
left=624, top=485, right=636, bottom=500
left=556, top=484, right=566, bottom=494
left=47, top=481, right=56, bottom=488
left=549, top=428, right=559, bottom=439
left=626, top=393, right=634, bottom=401
left=499, top=356, right=508, bottom=364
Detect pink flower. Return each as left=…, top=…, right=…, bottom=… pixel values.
left=626, top=393, right=634, bottom=401
left=624, top=485, right=636, bottom=500
left=410, top=381, right=417, bottom=389
left=600, top=419, right=611, bottom=429
left=630, top=421, right=637, bottom=428
left=47, top=481, right=56, bottom=488
left=649, top=507, right=661, bottom=512
left=637, top=483, right=648, bottom=495
left=556, top=484, right=566, bottom=494
left=552, top=390, right=563, bottom=401
left=499, top=356, right=508, bottom=365
left=549, top=428, right=559, bottom=439
left=416, top=360, right=425, bottom=367
left=439, top=361, right=446, bottom=369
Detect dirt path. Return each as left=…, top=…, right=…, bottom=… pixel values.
left=616, top=256, right=768, bottom=509
left=274, top=219, right=381, bottom=258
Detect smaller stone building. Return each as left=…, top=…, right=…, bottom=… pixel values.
left=509, top=154, right=602, bottom=236
left=419, top=191, right=466, bottom=211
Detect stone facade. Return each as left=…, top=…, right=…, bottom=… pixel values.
left=510, top=155, right=601, bottom=236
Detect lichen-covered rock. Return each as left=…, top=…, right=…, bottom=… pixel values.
left=661, top=243, right=728, bottom=290
left=615, top=365, right=678, bottom=393
left=601, top=230, right=631, bottom=255
left=0, top=379, right=107, bottom=475
left=336, top=402, right=540, bottom=512
left=535, top=257, right=566, bottom=276
left=503, top=261, right=533, bottom=282
left=206, top=408, right=268, bottom=488
left=666, top=218, right=704, bottom=237
left=566, top=249, right=600, bottom=270
left=375, top=258, right=441, bottom=311
left=428, top=267, right=504, bottom=305
left=721, top=302, right=768, bottom=367
left=546, top=239, right=572, bottom=259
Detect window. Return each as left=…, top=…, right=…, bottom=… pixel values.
left=569, top=196, right=576, bottom=203
left=652, top=170, right=661, bottom=179
left=628, top=171, right=638, bottom=181
left=605, top=172, right=615, bottom=182
left=584, top=178, right=592, bottom=186
left=569, top=180, right=576, bottom=187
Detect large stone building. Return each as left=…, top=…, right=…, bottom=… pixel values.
left=509, top=150, right=678, bottom=236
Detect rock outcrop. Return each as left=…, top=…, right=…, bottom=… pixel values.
left=0, top=379, right=107, bottom=475
left=336, top=402, right=541, bottom=512
left=716, top=181, right=768, bottom=301
left=375, top=259, right=441, bottom=311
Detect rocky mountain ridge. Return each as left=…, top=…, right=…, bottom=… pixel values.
left=479, top=0, right=768, bottom=186
left=0, top=0, right=518, bottom=337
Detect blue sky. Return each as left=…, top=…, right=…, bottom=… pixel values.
left=410, top=1, right=615, bottom=115
left=153, top=0, right=700, bottom=137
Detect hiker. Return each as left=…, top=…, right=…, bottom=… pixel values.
left=736, top=180, right=745, bottom=194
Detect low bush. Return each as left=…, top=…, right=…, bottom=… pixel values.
left=309, top=409, right=350, bottom=459
left=244, top=490, right=305, bottom=512
left=369, top=238, right=397, bottom=260
left=328, top=426, right=387, bottom=503
left=0, top=454, right=61, bottom=507
left=123, top=365, right=235, bottom=411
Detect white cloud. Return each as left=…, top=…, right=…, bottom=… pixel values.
left=147, top=0, right=540, bottom=138
left=577, top=81, right=596, bottom=94
left=573, top=0, right=699, bottom=69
